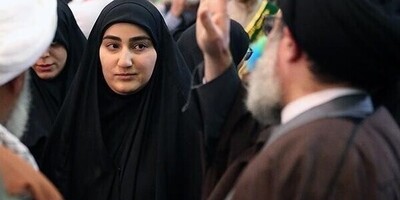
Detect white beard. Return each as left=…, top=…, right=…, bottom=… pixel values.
left=245, top=37, right=282, bottom=125
left=5, top=73, right=32, bottom=138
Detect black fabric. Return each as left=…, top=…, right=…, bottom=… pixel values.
left=21, top=0, right=86, bottom=166
left=371, top=80, right=400, bottom=126
left=278, top=0, right=400, bottom=89
left=177, top=19, right=250, bottom=72
left=194, top=65, right=241, bottom=161
left=41, top=0, right=203, bottom=199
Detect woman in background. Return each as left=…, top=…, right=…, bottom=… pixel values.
left=21, top=0, right=86, bottom=167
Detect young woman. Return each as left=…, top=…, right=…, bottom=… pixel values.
left=42, top=0, right=203, bottom=199
left=21, top=0, right=86, bottom=166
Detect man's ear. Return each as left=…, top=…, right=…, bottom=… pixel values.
left=6, top=72, right=25, bottom=95
left=280, top=27, right=302, bottom=62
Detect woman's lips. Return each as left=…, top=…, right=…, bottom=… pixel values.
left=35, top=64, right=52, bottom=72
left=115, top=73, right=137, bottom=80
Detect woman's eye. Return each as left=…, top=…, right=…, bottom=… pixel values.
left=106, top=43, right=119, bottom=50
left=133, top=43, right=148, bottom=50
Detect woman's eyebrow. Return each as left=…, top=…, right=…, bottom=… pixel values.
left=102, top=35, right=151, bottom=43
left=129, top=36, right=151, bottom=43
left=102, top=35, right=121, bottom=41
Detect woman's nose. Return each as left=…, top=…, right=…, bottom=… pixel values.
left=117, top=49, right=133, bottom=67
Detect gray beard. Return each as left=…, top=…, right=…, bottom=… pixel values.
left=245, top=38, right=282, bottom=126
left=5, top=72, right=31, bottom=138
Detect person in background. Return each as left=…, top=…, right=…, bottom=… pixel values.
left=228, top=0, right=278, bottom=81
left=189, top=0, right=277, bottom=198
left=177, top=18, right=267, bottom=200
left=153, top=0, right=199, bottom=39
left=195, top=0, right=400, bottom=198
left=21, top=0, right=87, bottom=167
left=0, top=0, right=62, bottom=199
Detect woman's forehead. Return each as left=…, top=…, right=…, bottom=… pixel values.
left=102, top=22, right=155, bottom=45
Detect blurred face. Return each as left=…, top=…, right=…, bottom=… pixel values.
left=246, top=15, right=283, bottom=125
left=99, top=23, right=157, bottom=95
left=33, top=42, right=67, bottom=79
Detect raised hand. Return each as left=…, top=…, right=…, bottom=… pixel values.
left=196, top=0, right=232, bottom=82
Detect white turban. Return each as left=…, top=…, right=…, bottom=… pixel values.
left=0, top=0, right=57, bottom=86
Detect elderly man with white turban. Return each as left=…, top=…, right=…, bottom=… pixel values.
left=0, top=0, right=63, bottom=199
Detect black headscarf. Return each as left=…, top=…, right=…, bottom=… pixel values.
left=21, top=1, right=86, bottom=165
left=177, top=19, right=250, bottom=72
left=42, top=0, right=203, bottom=199
left=278, top=0, right=400, bottom=90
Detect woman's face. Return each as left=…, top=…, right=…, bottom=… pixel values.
left=99, top=23, right=157, bottom=95
left=33, top=42, right=67, bottom=79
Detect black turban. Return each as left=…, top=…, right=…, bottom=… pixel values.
left=278, top=0, right=400, bottom=89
